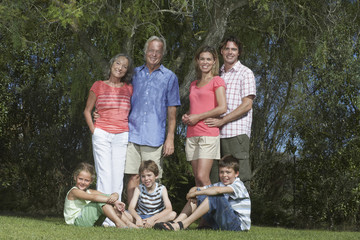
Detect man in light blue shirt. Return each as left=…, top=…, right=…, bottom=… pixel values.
left=125, top=36, right=181, bottom=204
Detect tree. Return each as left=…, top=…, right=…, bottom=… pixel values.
left=291, top=11, right=360, bottom=227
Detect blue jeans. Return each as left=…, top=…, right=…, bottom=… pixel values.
left=197, top=194, right=242, bottom=231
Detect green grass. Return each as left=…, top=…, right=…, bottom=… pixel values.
left=1, top=215, right=359, bottom=240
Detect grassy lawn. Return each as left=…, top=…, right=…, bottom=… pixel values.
left=1, top=215, right=359, bottom=240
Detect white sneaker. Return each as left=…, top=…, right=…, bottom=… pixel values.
left=103, top=218, right=116, bottom=227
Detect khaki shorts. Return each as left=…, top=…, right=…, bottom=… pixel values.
left=125, top=142, right=163, bottom=178
left=185, top=136, right=220, bottom=161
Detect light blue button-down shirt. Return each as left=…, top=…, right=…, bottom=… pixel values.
left=128, top=64, right=180, bottom=147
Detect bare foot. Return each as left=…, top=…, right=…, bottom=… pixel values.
left=127, top=221, right=139, bottom=229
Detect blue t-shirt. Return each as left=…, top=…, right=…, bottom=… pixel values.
left=128, top=64, right=180, bottom=147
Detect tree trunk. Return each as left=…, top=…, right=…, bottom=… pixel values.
left=179, top=0, right=249, bottom=104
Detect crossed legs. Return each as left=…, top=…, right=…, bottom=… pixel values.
left=102, top=204, right=137, bottom=228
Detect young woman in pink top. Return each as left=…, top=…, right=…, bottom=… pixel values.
left=182, top=46, right=227, bottom=187
left=83, top=53, right=133, bottom=226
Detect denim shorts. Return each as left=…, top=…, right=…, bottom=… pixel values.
left=197, top=194, right=242, bottom=231
left=139, top=214, right=152, bottom=219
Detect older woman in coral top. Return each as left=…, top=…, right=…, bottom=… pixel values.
left=83, top=54, right=133, bottom=225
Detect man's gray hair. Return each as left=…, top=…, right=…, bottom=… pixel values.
left=143, top=36, right=167, bottom=56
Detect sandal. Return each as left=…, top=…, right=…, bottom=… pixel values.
left=164, top=221, right=184, bottom=231
left=154, top=221, right=184, bottom=231
left=177, top=221, right=184, bottom=230
left=153, top=221, right=176, bottom=230
left=153, top=222, right=169, bottom=230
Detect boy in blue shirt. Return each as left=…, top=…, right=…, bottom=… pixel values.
left=154, top=155, right=251, bottom=231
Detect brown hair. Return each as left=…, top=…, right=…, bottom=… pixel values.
left=219, top=36, right=243, bottom=57
left=194, top=45, right=219, bottom=79
left=73, top=162, right=96, bottom=181
left=219, top=155, right=240, bottom=173
left=106, top=53, right=133, bottom=84
left=138, top=160, right=159, bottom=176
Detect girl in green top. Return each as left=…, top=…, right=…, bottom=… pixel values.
left=63, top=162, right=136, bottom=228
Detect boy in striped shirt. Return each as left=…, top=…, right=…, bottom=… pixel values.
left=155, top=155, right=250, bottom=231
left=128, top=160, right=176, bottom=228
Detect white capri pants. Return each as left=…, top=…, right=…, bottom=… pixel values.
left=92, top=128, right=128, bottom=199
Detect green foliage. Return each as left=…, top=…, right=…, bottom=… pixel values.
left=287, top=3, right=360, bottom=228
left=162, top=132, right=194, bottom=212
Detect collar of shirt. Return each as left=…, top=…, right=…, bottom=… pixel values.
left=129, top=63, right=180, bottom=147
left=220, top=60, right=242, bottom=74
left=138, top=64, right=165, bottom=74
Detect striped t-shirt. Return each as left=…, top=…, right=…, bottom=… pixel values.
left=136, top=183, right=165, bottom=215
left=90, top=81, right=133, bottom=133
left=206, top=178, right=251, bottom=230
